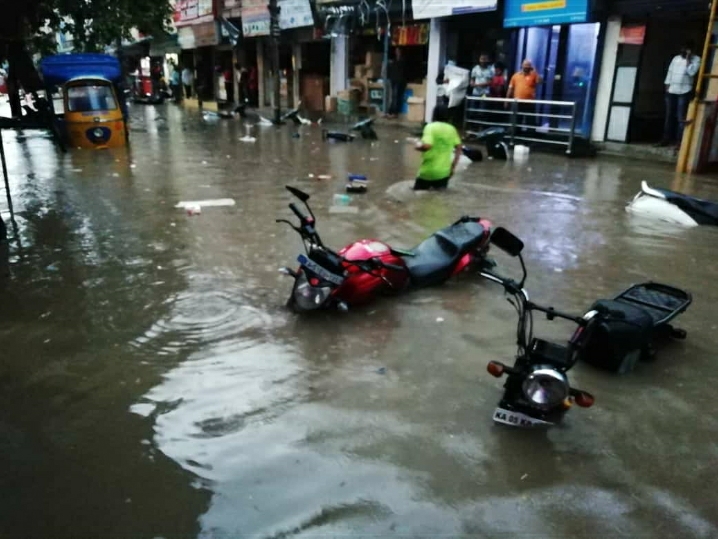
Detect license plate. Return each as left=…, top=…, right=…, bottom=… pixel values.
left=297, top=254, right=344, bottom=286
left=492, top=407, right=552, bottom=428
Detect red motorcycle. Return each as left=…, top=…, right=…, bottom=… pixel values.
left=277, top=186, right=493, bottom=312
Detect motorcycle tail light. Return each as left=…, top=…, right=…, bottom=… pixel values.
left=487, top=361, right=505, bottom=378
left=309, top=277, right=320, bottom=286
left=574, top=391, right=595, bottom=408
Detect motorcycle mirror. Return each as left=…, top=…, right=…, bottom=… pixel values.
left=285, top=185, right=310, bottom=202
left=490, top=227, right=524, bottom=257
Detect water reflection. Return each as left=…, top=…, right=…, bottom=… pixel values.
left=1, top=104, right=718, bottom=538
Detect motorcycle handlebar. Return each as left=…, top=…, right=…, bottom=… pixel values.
left=289, top=203, right=307, bottom=222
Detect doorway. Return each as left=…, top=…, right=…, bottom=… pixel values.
left=513, top=22, right=601, bottom=135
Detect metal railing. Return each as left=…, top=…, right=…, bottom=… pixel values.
left=463, top=96, right=579, bottom=155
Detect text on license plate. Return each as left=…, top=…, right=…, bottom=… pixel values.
left=297, top=254, right=344, bottom=286
left=492, top=407, right=552, bottom=428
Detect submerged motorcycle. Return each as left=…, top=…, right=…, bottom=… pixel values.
left=277, top=186, right=492, bottom=312
left=626, top=180, right=718, bottom=227
left=481, top=227, right=692, bottom=428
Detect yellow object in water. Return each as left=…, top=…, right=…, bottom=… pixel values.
left=63, top=78, right=127, bottom=149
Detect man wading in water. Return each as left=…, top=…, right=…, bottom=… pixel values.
left=413, top=104, right=462, bottom=191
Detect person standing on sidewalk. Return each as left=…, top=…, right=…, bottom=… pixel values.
left=469, top=52, right=494, bottom=111
left=182, top=66, right=194, bottom=99
left=506, top=59, right=542, bottom=128
left=657, top=40, right=701, bottom=147
left=387, top=48, right=407, bottom=119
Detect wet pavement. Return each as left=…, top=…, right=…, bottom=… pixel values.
left=1, top=103, right=718, bottom=538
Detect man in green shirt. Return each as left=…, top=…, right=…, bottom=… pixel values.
left=414, top=104, right=463, bottom=190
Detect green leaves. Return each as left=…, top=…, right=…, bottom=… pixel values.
left=1, top=0, right=173, bottom=52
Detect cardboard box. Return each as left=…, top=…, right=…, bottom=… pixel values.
left=405, top=97, right=425, bottom=123
left=407, top=81, right=426, bottom=99
left=354, top=65, right=369, bottom=79
left=365, top=52, right=383, bottom=72
left=325, top=95, right=337, bottom=112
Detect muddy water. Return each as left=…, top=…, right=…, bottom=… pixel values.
left=1, top=104, right=717, bottom=538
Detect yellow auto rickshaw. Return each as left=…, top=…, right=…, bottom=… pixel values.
left=40, top=53, right=128, bottom=149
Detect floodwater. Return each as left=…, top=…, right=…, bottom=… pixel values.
left=1, top=104, right=718, bottom=538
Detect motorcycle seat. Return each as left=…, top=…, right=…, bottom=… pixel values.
left=404, top=221, right=487, bottom=288
left=435, top=220, right=487, bottom=254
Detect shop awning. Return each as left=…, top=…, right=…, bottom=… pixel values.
left=149, top=34, right=180, bottom=56
left=609, top=0, right=711, bottom=15
left=411, top=0, right=497, bottom=20
left=220, top=17, right=242, bottom=45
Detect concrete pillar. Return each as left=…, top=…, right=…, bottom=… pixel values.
left=677, top=18, right=718, bottom=173
left=257, top=40, right=266, bottom=107
left=591, top=16, right=621, bottom=142
left=425, top=18, right=447, bottom=123
left=330, top=36, right=349, bottom=95
left=293, top=42, right=302, bottom=108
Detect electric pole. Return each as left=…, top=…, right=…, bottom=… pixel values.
left=268, top=0, right=282, bottom=124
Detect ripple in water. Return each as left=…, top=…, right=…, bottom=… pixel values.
left=131, top=288, right=276, bottom=356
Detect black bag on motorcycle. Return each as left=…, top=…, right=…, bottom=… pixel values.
left=578, top=300, right=654, bottom=374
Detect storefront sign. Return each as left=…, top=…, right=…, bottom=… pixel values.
left=222, top=0, right=242, bottom=18
left=193, top=21, right=219, bottom=47
left=503, top=0, right=589, bottom=28
left=242, top=0, right=271, bottom=36
left=279, top=0, right=314, bottom=29
left=618, top=24, right=646, bottom=45
left=391, top=24, right=429, bottom=46
left=412, top=0, right=497, bottom=20
left=178, top=26, right=196, bottom=49
left=174, top=0, right=214, bottom=27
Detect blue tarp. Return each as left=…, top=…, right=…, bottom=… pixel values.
left=40, top=53, right=122, bottom=86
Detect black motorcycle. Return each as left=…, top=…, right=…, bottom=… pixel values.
left=481, top=227, right=692, bottom=428
left=480, top=227, right=598, bottom=427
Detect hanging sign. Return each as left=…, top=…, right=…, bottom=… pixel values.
left=503, top=0, right=589, bottom=28
left=412, top=0, right=497, bottom=20
left=279, top=0, right=314, bottom=30
left=618, top=24, right=646, bottom=45
left=242, top=0, right=271, bottom=36
left=174, top=0, right=214, bottom=26
left=391, top=24, right=429, bottom=46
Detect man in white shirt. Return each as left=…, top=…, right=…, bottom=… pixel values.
left=470, top=53, right=494, bottom=98
left=658, top=40, right=700, bottom=147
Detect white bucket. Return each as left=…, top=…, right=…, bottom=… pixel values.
left=513, top=145, right=530, bottom=159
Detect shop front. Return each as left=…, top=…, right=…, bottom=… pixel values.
left=596, top=0, right=711, bottom=145
left=503, top=0, right=603, bottom=137
left=418, top=0, right=499, bottom=123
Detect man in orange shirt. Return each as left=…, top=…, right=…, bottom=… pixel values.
left=507, top=59, right=542, bottom=128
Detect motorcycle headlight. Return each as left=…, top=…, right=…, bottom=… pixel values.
left=293, top=274, right=333, bottom=310
left=522, top=367, right=569, bottom=409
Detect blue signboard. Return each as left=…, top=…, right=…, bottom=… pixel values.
left=504, top=0, right=589, bottom=28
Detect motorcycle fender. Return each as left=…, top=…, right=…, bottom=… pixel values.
left=451, top=253, right=474, bottom=276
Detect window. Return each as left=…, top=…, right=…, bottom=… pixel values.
left=67, top=84, right=118, bottom=112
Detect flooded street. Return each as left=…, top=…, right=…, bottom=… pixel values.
left=1, top=103, right=718, bottom=538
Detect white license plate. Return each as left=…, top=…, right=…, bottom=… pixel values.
left=297, top=254, right=344, bottom=286
left=492, top=407, right=552, bottom=428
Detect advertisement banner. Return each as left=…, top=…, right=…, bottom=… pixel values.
left=412, top=0, right=497, bottom=20
left=503, top=0, right=589, bottom=28
left=242, top=0, right=271, bottom=36
left=174, top=0, right=214, bottom=26
left=279, top=0, right=314, bottom=30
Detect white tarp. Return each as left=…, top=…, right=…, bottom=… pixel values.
left=438, top=65, right=469, bottom=109
left=412, top=0, right=497, bottom=20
